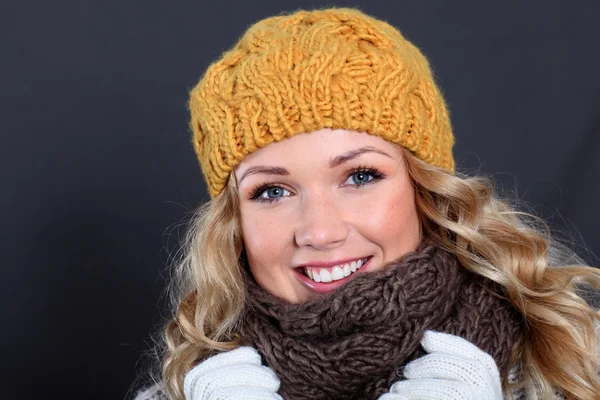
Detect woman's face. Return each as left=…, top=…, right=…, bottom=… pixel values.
left=234, top=129, right=422, bottom=303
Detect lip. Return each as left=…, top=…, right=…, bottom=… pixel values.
left=294, top=256, right=373, bottom=294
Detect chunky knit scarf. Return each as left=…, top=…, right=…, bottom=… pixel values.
left=240, top=242, right=523, bottom=400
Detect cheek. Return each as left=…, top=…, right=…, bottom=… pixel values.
left=240, top=206, right=306, bottom=303
left=242, top=214, right=274, bottom=247
left=242, top=212, right=271, bottom=252
left=357, top=183, right=421, bottom=254
left=240, top=208, right=288, bottom=275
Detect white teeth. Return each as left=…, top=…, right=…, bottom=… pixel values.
left=312, top=268, right=321, bottom=283
left=320, top=269, right=332, bottom=283
left=331, top=266, right=344, bottom=280
left=343, top=264, right=351, bottom=277
left=304, top=258, right=369, bottom=284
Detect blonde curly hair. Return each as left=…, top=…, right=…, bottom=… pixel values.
left=148, top=146, right=600, bottom=400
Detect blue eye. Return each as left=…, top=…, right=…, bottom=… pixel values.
left=345, top=167, right=385, bottom=187
left=261, top=187, right=290, bottom=200
left=250, top=185, right=291, bottom=203
left=348, top=171, right=374, bottom=185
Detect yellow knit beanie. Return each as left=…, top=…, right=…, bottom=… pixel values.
left=189, top=7, right=455, bottom=198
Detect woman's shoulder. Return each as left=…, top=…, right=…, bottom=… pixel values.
left=506, top=372, right=568, bottom=400
left=133, top=384, right=167, bottom=400
left=506, top=313, right=600, bottom=400
left=507, top=387, right=567, bottom=400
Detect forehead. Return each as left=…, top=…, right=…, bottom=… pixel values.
left=235, top=129, right=403, bottom=173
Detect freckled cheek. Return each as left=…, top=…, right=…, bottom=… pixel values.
left=386, top=191, right=421, bottom=250
left=353, top=189, right=420, bottom=252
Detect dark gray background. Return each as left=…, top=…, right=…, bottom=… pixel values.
left=2, top=1, right=599, bottom=399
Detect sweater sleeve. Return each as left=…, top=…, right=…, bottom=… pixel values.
left=133, top=384, right=168, bottom=400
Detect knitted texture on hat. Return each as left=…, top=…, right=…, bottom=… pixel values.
left=239, top=242, right=523, bottom=400
left=189, top=7, right=455, bottom=197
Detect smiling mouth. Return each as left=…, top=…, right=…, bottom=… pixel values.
left=300, top=257, right=371, bottom=283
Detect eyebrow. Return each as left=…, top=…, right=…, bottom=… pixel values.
left=329, top=146, right=393, bottom=168
left=237, top=146, right=393, bottom=185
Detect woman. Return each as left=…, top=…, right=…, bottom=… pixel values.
left=134, top=7, right=600, bottom=400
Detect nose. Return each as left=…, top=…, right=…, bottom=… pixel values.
left=294, top=192, right=350, bottom=250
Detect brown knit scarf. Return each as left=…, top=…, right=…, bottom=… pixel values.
left=239, top=242, right=523, bottom=400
